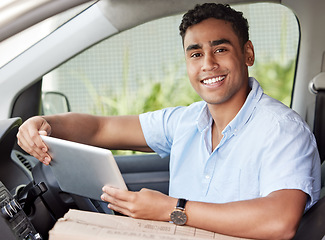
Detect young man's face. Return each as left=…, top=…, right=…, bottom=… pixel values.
left=183, top=18, right=254, bottom=107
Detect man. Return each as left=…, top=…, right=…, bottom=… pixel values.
left=17, top=3, right=320, bottom=239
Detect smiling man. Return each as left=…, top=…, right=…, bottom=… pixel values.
left=183, top=16, right=254, bottom=149
left=17, top=3, right=320, bottom=240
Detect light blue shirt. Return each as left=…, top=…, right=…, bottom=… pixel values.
left=139, top=78, right=321, bottom=211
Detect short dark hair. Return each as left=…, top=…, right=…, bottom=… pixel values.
left=179, top=3, right=249, bottom=48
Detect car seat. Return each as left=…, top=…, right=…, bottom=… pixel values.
left=293, top=75, right=325, bottom=239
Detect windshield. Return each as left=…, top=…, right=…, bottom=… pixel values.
left=0, top=1, right=94, bottom=68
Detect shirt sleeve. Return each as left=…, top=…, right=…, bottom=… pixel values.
left=139, top=106, right=185, bottom=158
left=259, top=118, right=321, bottom=211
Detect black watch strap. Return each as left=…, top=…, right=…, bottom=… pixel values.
left=176, top=198, right=188, bottom=210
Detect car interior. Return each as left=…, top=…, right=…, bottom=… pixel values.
left=0, top=0, right=324, bottom=239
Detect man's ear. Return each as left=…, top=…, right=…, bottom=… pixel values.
left=244, top=40, right=255, bottom=67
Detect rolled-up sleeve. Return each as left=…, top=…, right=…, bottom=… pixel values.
left=260, top=119, right=321, bottom=211
left=139, top=106, right=184, bottom=158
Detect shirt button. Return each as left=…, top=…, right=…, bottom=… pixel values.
left=205, top=175, right=210, bottom=179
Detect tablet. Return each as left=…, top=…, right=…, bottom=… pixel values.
left=40, top=135, right=127, bottom=201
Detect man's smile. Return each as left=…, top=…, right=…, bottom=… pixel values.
left=201, top=75, right=226, bottom=85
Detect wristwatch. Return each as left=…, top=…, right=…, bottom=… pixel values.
left=170, top=198, right=188, bottom=225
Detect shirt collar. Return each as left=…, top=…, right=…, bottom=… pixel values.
left=196, top=77, right=264, bottom=135
left=197, top=104, right=212, bottom=133
left=225, top=77, right=263, bottom=135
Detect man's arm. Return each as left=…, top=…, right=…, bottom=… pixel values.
left=185, top=189, right=306, bottom=239
left=101, top=187, right=306, bottom=240
left=17, top=113, right=152, bottom=164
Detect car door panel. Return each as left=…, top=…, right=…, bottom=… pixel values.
left=115, top=154, right=170, bottom=195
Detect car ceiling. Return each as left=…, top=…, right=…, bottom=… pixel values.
left=97, top=0, right=279, bottom=31
left=0, top=0, right=280, bottom=43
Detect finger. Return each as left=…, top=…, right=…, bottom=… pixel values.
left=102, top=186, right=132, bottom=201
left=29, top=129, right=48, bottom=151
left=17, top=132, right=42, bottom=157
left=100, top=193, right=132, bottom=215
left=26, top=127, right=50, bottom=156
left=107, top=202, right=132, bottom=216
left=38, top=130, right=48, bottom=136
left=40, top=156, right=51, bottom=165
left=17, top=131, right=51, bottom=164
left=101, top=187, right=135, bottom=210
left=38, top=130, right=49, bottom=152
left=101, top=192, right=130, bottom=207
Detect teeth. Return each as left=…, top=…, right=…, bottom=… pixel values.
left=203, top=76, right=225, bottom=84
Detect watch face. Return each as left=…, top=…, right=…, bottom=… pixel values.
left=170, top=210, right=187, bottom=225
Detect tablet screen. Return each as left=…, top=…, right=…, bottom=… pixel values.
left=41, top=135, right=127, bottom=201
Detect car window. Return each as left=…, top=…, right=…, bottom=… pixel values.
left=42, top=2, right=299, bottom=116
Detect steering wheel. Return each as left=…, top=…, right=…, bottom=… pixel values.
left=0, top=117, right=110, bottom=239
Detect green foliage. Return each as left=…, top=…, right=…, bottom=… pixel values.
left=250, top=59, right=295, bottom=106
left=249, top=13, right=296, bottom=107
left=90, top=75, right=201, bottom=115
left=87, top=62, right=201, bottom=117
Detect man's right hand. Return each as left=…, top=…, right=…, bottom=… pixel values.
left=17, top=116, right=52, bottom=165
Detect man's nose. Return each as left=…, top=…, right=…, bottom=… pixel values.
left=202, top=53, right=218, bottom=71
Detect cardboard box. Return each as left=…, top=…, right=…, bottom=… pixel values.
left=49, top=209, right=249, bottom=240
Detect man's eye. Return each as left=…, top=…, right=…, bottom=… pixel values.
left=215, top=48, right=227, bottom=53
left=191, top=53, right=202, bottom=58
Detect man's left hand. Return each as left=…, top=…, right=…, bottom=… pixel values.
left=101, top=186, right=176, bottom=221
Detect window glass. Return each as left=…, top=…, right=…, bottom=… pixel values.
left=0, top=2, right=94, bottom=67
left=43, top=2, right=299, bottom=117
